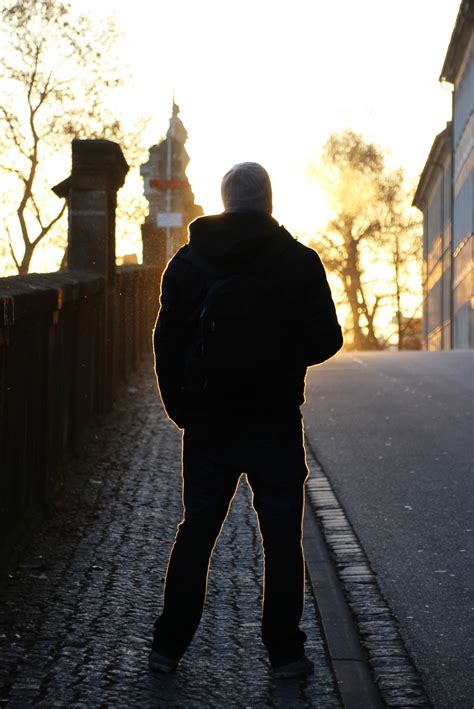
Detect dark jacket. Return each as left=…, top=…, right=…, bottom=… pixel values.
left=153, top=211, right=343, bottom=431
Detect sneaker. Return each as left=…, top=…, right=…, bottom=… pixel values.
left=148, top=650, right=179, bottom=674
left=272, top=654, right=314, bottom=679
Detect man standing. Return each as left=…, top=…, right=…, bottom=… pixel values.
left=150, top=162, right=343, bottom=679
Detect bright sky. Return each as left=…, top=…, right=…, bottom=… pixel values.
left=74, top=0, right=459, bottom=241
left=0, top=0, right=460, bottom=277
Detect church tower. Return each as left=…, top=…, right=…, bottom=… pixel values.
left=140, top=100, right=203, bottom=268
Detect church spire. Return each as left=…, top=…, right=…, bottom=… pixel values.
left=140, top=99, right=203, bottom=268
left=167, top=94, right=187, bottom=143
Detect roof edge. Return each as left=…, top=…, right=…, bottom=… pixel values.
left=440, top=0, right=474, bottom=83
left=413, top=124, right=452, bottom=209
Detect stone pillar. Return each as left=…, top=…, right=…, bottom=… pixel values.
left=53, top=139, right=129, bottom=412
left=53, top=139, right=129, bottom=285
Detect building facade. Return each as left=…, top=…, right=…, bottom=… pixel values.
left=414, top=0, right=473, bottom=349
left=140, top=101, right=203, bottom=269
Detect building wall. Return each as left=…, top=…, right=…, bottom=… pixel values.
left=424, top=154, right=452, bottom=351
left=442, top=152, right=453, bottom=348
left=453, top=37, right=474, bottom=148
left=452, top=35, right=474, bottom=348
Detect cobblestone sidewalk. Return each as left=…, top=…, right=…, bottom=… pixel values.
left=0, top=359, right=341, bottom=708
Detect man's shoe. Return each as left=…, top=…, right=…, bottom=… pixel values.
left=272, top=654, right=314, bottom=679
left=148, top=650, right=179, bottom=673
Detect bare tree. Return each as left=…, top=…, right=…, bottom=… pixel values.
left=0, top=0, right=147, bottom=275
left=309, top=130, right=422, bottom=350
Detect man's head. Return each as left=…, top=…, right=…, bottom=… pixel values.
left=221, top=162, right=273, bottom=214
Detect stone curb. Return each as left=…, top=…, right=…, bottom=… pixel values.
left=304, top=499, right=384, bottom=709
left=304, top=437, right=432, bottom=708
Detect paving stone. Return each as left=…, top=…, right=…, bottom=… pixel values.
left=0, top=361, right=341, bottom=708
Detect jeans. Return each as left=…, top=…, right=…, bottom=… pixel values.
left=152, top=420, right=310, bottom=666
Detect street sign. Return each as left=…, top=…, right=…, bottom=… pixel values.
left=157, top=212, right=183, bottom=227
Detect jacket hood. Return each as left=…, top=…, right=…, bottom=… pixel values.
left=184, top=211, right=293, bottom=271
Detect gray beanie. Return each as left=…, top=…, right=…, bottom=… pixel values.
left=221, top=162, right=273, bottom=214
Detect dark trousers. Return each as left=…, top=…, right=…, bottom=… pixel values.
left=152, top=421, right=310, bottom=666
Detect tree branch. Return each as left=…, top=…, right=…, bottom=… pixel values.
left=398, top=301, right=423, bottom=335
left=26, top=42, right=40, bottom=107
left=31, top=69, right=55, bottom=116
left=29, top=192, right=45, bottom=229
left=0, top=163, right=27, bottom=181
left=5, top=222, right=20, bottom=273
left=0, top=106, right=29, bottom=158
left=31, top=201, right=67, bottom=248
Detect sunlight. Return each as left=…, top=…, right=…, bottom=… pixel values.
left=0, top=0, right=459, bottom=277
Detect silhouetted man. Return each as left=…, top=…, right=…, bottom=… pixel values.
left=150, top=162, right=343, bottom=679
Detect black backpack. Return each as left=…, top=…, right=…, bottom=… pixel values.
left=183, top=242, right=291, bottom=396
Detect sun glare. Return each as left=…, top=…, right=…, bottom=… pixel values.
left=0, top=0, right=460, bottom=276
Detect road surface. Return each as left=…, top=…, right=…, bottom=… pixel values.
left=303, top=350, right=474, bottom=709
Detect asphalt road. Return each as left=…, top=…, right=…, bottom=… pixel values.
left=303, top=351, right=474, bottom=709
